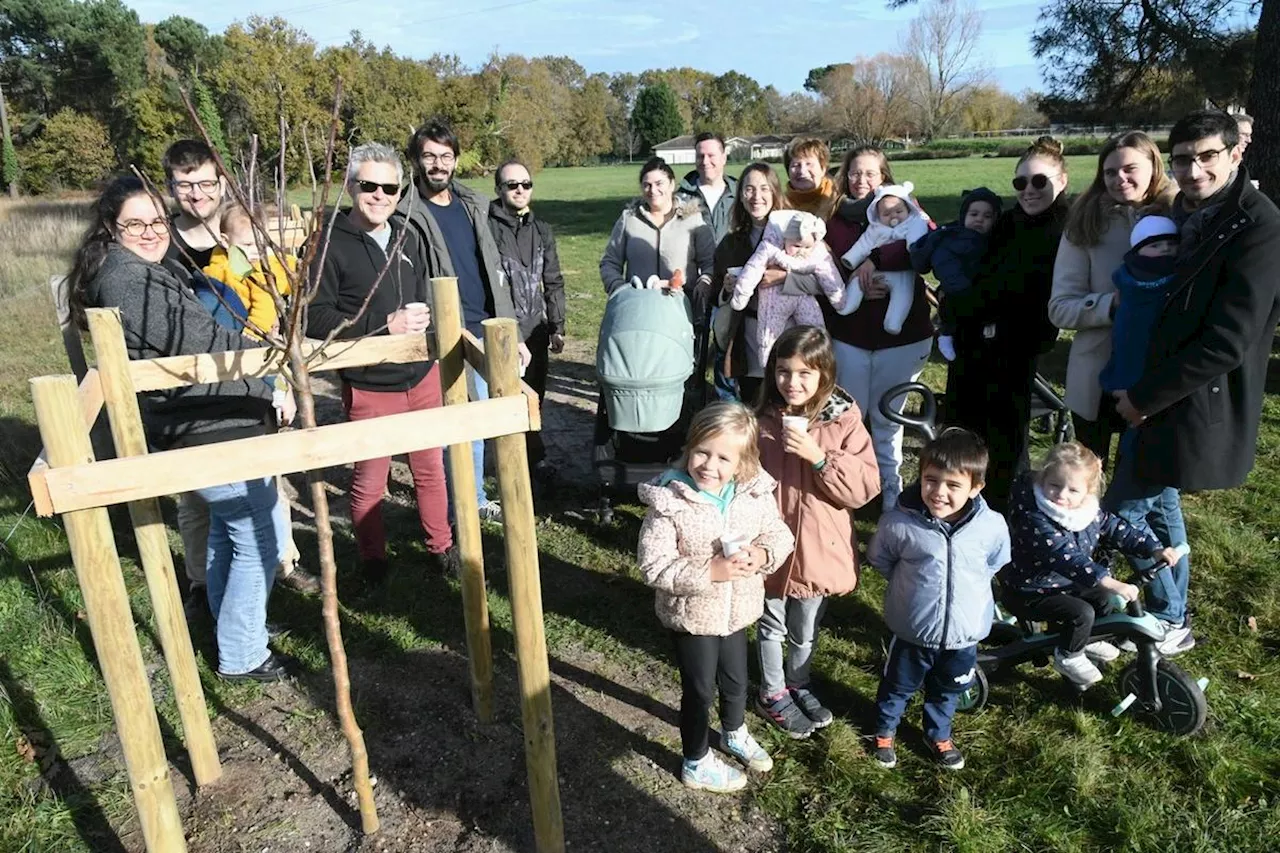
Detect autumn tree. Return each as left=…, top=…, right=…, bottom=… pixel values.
left=632, top=82, right=684, bottom=151
left=700, top=71, right=769, bottom=137
left=764, top=86, right=822, bottom=134
left=902, top=0, right=987, bottom=139
left=810, top=55, right=914, bottom=144
left=19, top=107, right=115, bottom=192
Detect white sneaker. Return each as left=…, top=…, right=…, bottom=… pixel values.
left=1156, top=623, right=1195, bottom=657
left=1117, top=638, right=1138, bottom=653
left=1053, top=649, right=1103, bottom=688
left=721, top=725, right=774, bottom=772
left=1083, top=641, right=1120, bottom=664
left=681, top=752, right=747, bottom=792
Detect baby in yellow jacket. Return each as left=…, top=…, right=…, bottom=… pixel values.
left=203, top=205, right=296, bottom=338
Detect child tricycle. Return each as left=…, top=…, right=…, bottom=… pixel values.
left=878, top=381, right=1209, bottom=737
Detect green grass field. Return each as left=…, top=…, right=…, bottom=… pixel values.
left=4, top=156, right=1280, bottom=852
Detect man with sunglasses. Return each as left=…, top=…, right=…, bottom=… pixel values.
left=487, top=160, right=565, bottom=486
left=395, top=117, right=524, bottom=523
left=163, top=139, right=227, bottom=271
left=308, top=142, right=460, bottom=581
left=1114, top=109, right=1280, bottom=499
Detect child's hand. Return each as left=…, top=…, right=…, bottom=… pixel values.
left=1155, top=546, right=1182, bottom=567
left=739, top=544, right=770, bottom=573
left=709, top=553, right=754, bottom=582
left=1101, top=576, right=1140, bottom=602
left=783, top=424, right=825, bottom=465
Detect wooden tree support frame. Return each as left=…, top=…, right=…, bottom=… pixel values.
left=25, top=279, right=564, bottom=853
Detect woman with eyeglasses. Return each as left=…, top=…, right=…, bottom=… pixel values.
left=1048, top=132, right=1174, bottom=467
left=818, top=145, right=935, bottom=509
left=945, top=136, right=1071, bottom=514
left=68, top=174, right=291, bottom=683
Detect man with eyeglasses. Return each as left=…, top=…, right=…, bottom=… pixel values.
left=487, top=159, right=565, bottom=487
left=163, top=139, right=226, bottom=271
left=395, top=117, right=524, bottom=523
left=1112, top=109, right=1280, bottom=519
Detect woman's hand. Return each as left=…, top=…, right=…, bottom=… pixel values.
left=709, top=553, right=755, bottom=582
left=784, top=424, right=825, bottom=465
left=853, top=261, right=889, bottom=299
left=275, top=391, right=297, bottom=427
left=757, top=268, right=788, bottom=290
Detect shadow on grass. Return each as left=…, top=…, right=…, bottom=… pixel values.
left=0, top=659, right=129, bottom=853
left=535, top=197, right=632, bottom=237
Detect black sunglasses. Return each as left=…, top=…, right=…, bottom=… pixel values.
left=355, top=180, right=400, bottom=196
left=501, top=180, right=534, bottom=191
left=1012, top=173, right=1058, bottom=192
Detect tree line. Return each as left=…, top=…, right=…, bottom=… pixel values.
left=0, top=0, right=1270, bottom=194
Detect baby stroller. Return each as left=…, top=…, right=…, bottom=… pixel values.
left=593, top=282, right=714, bottom=523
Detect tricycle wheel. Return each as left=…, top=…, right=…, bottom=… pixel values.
left=956, top=664, right=989, bottom=713
left=1118, top=658, right=1207, bottom=736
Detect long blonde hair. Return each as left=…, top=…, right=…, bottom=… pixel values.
left=677, top=402, right=761, bottom=483
left=1065, top=131, right=1174, bottom=247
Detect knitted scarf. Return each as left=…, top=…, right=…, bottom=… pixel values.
left=1033, top=482, right=1099, bottom=532
left=786, top=177, right=839, bottom=219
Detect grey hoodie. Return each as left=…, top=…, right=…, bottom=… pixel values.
left=867, top=483, right=1011, bottom=650
left=599, top=199, right=716, bottom=295
left=393, top=180, right=516, bottom=323
left=84, top=242, right=274, bottom=450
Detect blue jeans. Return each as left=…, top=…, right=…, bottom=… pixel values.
left=447, top=364, right=490, bottom=513
left=197, top=476, right=281, bottom=675
left=1103, top=437, right=1189, bottom=625
left=875, top=637, right=977, bottom=742
left=709, top=307, right=738, bottom=402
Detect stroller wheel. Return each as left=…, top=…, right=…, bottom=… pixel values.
left=956, top=665, right=990, bottom=713
left=1118, top=658, right=1207, bottom=736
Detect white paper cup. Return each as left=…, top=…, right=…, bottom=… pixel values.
left=404, top=302, right=427, bottom=312
left=721, top=533, right=749, bottom=557
left=782, top=415, right=808, bottom=433
left=726, top=266, right=743, bottom=276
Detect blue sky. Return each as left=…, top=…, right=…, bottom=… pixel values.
left=131, top=0, right=1045, bottom=94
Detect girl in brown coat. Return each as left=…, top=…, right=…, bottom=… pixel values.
left=638, top=403, right=795, bottom=793
left=754, top=326, right=881, bottom=737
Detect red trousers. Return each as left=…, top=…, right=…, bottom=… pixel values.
left=342, top=366, right=452, bottom=559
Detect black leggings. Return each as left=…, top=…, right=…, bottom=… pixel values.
left=673, top=629, right=748, bottom=760
left=1010, top=585, right=1115, bottom=654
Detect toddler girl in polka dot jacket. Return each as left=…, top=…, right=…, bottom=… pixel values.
left=1001, top=442, right=1181, bottom=689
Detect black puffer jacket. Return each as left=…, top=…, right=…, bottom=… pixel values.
left=487, top=201, right=566, bottom=340
left=306, top=211, right=432, bottom=391
left=1129, top=169, right=1280, bottom=490
left=84, top=243, right=273, bottom=450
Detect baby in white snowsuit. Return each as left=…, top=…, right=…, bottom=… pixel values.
left=730, top=210, right=847, bottom=366
left=837, top=183, right=931, bottom=334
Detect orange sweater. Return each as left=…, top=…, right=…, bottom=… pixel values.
left=203, top=248, right=295, bottom=337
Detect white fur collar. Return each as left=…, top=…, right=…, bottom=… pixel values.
left=1033, top=483, right=1099, bottom=532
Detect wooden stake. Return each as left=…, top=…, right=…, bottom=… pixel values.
left=431, top=277, right=493, bottom=723
left=85, top=309, right=222, bottom=787
left=482, top=318, right=564, bottom=853
left=31, top=375, right=187, bottom=853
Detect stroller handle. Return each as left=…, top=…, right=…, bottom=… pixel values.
left=878, top=382, right=939, bottom=442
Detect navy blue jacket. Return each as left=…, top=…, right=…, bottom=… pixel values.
left=1004, top=473, right=1163, bottom=596
left=1098, top=251, right=1175, bottom=394
left=910, top=223, right=988, bottom=332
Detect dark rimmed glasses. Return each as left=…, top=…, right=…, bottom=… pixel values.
left=115, top=218, right=170, bottom=238
left=355, top=180, right=400, bottom=196
left=1169, top=147, right=1229, bottom=172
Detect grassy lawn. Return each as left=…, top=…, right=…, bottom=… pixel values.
left=4, top=153, right=1280, bottom=851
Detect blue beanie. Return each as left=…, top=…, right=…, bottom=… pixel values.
left=959, top=187, right=1002, bottom=221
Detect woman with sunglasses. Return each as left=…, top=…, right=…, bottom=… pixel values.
left=1048, top=132, right=1174, bottom=467
left=945, top=136, right=1071, bottom=514
left=68, top=175, right=291, bottom=683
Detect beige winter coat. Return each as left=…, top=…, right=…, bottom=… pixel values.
left=599, top=199, right=717, bottom=295
left=637, top=471, right=796, bottom=637
left=1049, top=194, right=1173, bottom=420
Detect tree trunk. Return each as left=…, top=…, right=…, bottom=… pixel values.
left=1248, top=0, right=1280, bottom=195
left=288, top=340, right=379, bottom=834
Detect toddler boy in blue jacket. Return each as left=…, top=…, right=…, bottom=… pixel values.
left=909, top=187, right=1001, bottom=361
left=866, top=428, right=1010, bottom=770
